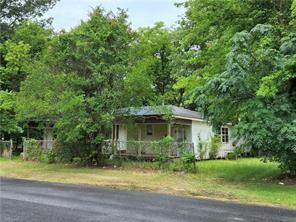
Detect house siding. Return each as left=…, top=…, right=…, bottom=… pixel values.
left=116, top=119, right=236, bottom=158
left=191, top=121, right=213, bottom=158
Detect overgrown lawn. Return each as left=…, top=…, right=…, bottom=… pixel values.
left=0, top=157, right=295, bottom=208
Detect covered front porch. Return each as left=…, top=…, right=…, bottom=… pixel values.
left=108, top=117, right=194, bottom=158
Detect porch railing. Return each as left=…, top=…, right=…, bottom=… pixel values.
left=102, top=140, right=194, bottom=158
left=22, top=139, right=54, bottom=159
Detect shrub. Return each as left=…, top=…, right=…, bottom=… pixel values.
left=52, top=142, right=73, bottom=162
left=72, top=157, right=82, bottom=165
left=152, top=136, right=173, bottom=169
left=209, top=134, right=221, bottom=159
left=197, top=138, right=208, bottom=160
left=226, top=152, right=236, bottom=160
left=180, top=149, right=196, bottom=173
left=234, top=146, right=244, bottom=159
left=24, top=139, right=42, bottom=161
left=40, top=150, right=56, bottom=163
left=52, top=141, right=107, bottom=166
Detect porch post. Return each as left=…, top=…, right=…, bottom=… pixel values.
left=114, top=124, right=117, bottom=153
left=138, top=124, right=142, bottom=141
left=138, top=124, right=142, bottom=157
left=26, top=123, right=30, bottom=139
left=167, top=123, right=171, bottom=137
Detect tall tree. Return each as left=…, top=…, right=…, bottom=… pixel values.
left=174, top=0, right=292, bottom=109
left=0, top=0, right=57, bottom=137
left=175, top=0, right=295, bottom=173
left=17, top=7, right=133, bottom=144
left=125, top=22, right=180, bottom=106
left=207, top=24, right=296, bottom=173
left=0, top=0, right=58, bottom=42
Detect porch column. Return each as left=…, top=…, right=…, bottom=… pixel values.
left=114, top=125, right=117, bottom=153
left=26, top=123, right=30, bottom=139
left=138, top=124, right=142, bottom=157
left=111, top=124, right=114, bottom=142
left=167, top=123, right=171, bottom=137
left=138, top=124, right=142, bottom=141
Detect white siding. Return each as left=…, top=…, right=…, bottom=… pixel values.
left=191, top=121, right=213, bottom=157
left=191, top=122, right=238, bottom=158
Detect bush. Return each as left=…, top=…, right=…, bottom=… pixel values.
left=24, top=139, right=42, bottom=161
left=40, top=150, right=56, bottom=163
left=198, top=138, right=208, bottom=160
left=52, top=141, right=107, bottom=166
left=52, top=142, right=73, bottom=162
left=226, top=152, right=236, bottom=160
left=180, top=149, right=196, bottom=173
left=72, top=157, right=82, bottom=165
left=209, top=135, right=221, bottom=159
left=152, top=136, right=174, bottom=169
left=234, top=146, right=244, bottom=159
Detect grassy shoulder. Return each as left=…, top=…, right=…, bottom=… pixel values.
left=0, top=157, right=295, bottom=209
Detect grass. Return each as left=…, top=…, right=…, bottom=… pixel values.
left=0, top=157, right=295, bottom=209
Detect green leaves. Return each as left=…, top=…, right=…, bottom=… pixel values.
left=0, top=40, right=31, bottom=91
left=125, top=23, right=177, bottom=106
left=178, top=0, right=296, bottom=173
left=0, top=90, right=22, bottom=134
left=210, top=24, right=296, bottom=173
left=16, top=7, right=132, bottom=144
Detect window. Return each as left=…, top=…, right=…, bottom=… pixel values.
left=221, top=127, right=229, bottom=143
left=174, top=127, right=185, bottom=142
left=146, top=125, right=153, bottom=136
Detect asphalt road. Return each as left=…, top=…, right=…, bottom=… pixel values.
left=0, top=177, right=295, bottom=222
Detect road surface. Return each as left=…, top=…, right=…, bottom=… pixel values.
left=0, top=177, right=295, bottom=222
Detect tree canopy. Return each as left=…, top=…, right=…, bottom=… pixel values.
left=1, top=0, right=295, bottom=173
left=16, top=8, right=133, bottom=143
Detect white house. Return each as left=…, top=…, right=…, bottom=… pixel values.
left=111, top=105, right=236, bottom=159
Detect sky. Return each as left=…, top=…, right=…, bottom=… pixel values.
left=44, top=0, right=185, bottom=31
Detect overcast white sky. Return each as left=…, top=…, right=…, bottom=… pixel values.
left=44, top=0, right=185, bottom=31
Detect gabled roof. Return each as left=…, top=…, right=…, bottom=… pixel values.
left=117, top=105, right=204, bottom=121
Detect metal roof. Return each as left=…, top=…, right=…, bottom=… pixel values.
left=117, top=105, right=204, bottom=120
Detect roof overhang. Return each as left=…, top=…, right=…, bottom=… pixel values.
left=174, top=115, right=206, bottom=122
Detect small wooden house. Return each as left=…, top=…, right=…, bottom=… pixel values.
left=112, top=105, right=236, bottom=158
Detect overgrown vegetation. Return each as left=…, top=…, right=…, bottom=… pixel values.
left=209, top=135, right=221, bottom=159
left=152, top=136, right=173, bottom=168
left=197, top=137, right=208, bottom=160
left=180, top=148, right=196, bottom=173
left=24, top=139, right=43, bottom=161
left=1, top=0, right=295, bottom=174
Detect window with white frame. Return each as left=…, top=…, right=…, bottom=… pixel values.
left=221, top=127, right=229, bottom=143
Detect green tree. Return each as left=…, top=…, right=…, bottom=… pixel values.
left=174, top=0, right=292, bottom=108
left=17, top=7, right=133, bottom=144
left=0, top=21, right=52, bottom=136
left=0, top=40, right=31, bottom=91
left=175, top=0, right=295, bottom=173
left=207, top=24, right=296, bottom=174
left=125, top=22, right=180, bottom=106
left=0, top=0, right=58, bottom=42
left=0, top=90, right=22, bottom=135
